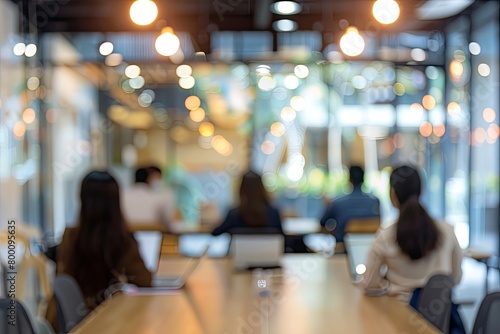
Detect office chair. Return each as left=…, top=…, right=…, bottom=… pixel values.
left=414, top=274, right=454, bottom=333
left=471, top=292, right=500, bottom=334
left=53, top=275, right=89, bottom=333
left=0, top=299, right=36, bottom=334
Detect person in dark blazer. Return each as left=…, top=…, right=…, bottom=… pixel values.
left=46, top=171, right=151, bottom=331
left=212, top=171, right=283, bottom=236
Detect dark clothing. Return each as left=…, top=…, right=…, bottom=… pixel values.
left=212, top=206, right=283, bottom=236
left=320, top=186, right=380, bottom=243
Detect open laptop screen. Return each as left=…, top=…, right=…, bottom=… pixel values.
left=344, top=234, right=376, bottom=280
left=134, top=231, right=163, bottom=273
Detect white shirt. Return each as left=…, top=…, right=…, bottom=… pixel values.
left=362, top=221, right=463, bottom=301
left=121, top=183, right=174, bottom=229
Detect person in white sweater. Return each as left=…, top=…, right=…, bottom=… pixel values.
left=361, top=166, right=463, bottom=301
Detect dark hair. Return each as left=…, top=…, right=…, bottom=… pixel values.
left=390, top=166, right=440, bottom=260
left=349, top=166, right=364, bottom=186
left=238, top=171, right=269, bottom=227
left=147, top=166, right=162, bottom=175
left=68, top=171, right=132, bottom=296
left=135, top=168, right=148, bottom=183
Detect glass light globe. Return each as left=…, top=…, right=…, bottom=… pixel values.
left=372, top=0, right=400, bottom=25
left=130, top=0, right=158, bottom=26
left=155, top=27, right=180, bottom=57
left=340, top=27, right=365, bottom=57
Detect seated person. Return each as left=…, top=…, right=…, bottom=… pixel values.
left=212, top=171, right=283, bottom=236
left=46, top=171, right=151, bottom=331
left=360, top=166, right=464, bottom=332
left=320, top=166, right=380, bottom=243
left=122, top=166, right=175, bottom=230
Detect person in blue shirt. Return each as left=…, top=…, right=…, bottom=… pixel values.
left=212, top=171, right=283, bottom=236
left=320, top=166, right=380, bottom=243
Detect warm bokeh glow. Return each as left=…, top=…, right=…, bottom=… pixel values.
left=270, top=122, right=286, bottom=137
left=447, top=102, right=461, bottom=117
left=280, top=107, right=296, bottom=122
left=105, top=53, right=123, bottom=66
left=13, top=121, right=26, bottom=138
left=473, top=128, right=486, bottom=144
left=199, top=122, right=215, bottom=137
left=185, top=96, right=201, bottom=110
left=422, top=95, right=436, bottom=110
left=179, top=76, right=195, bottom=89
left=449, top=60, right=464, bottom=79
left=487, top=124, right=499, bottom=142
left=155, top=27, right=180, bottom=56
left=290, top=96, right=305, bottom=111
left=130, top=0, right=158, bottom=25
left=125, top=65, right=141, bottom=79
left=211, top=135, right=233, bottom=156
left=340, top=27, right=365, bottom=57
left=261, top=141, right=276, bottom=155
left=483, top=108, right=496, bottom=123
left=176, top=65, right=193, bottom=78
left=372, top=0, right=400, bottom=25
left=22, top=108, right=36, bottom=124
left=419, top=122, right=433, bottom=137
left=189, top=108, right=206, bottom=122
left=433, top=124, right=446, bottom=137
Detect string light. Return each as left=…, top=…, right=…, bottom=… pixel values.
left=372, top=0, right=400, bottom=25
left=130, top=0, right=158, bottom=26
left=155, top=27, right=180, bottom=57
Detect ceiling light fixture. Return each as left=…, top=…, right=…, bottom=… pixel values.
left=273, top=19, right=298, bottom=32
left=130, top=0, right=158, bottom=26
left=372, top=0, right=400, bottom=25
left=339, top=27, right=365, bottom=57
left=271, top=1, right=302, bottom=15
left=155, top=27, right=180, bottom=56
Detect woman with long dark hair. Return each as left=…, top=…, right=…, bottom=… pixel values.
left=212, top=171, right=283, bottom=235
left=46, top=171, right=151, bottom=330
left=361, top=166, right=462, bottom=299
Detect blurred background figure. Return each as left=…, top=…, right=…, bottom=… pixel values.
left=122, top=166, right=175, bottom=230
left=320, top=166, right=380, bottom=243
left=212, top=171, right=283, bottom=236
left=46, top=171, right=151, bottom=330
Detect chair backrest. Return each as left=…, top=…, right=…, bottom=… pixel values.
left=0, top=299, right=36, bottom=334
left=472, top=292, right=500, bottom=334
left=345, top=217, right=380, bottom=234
left=416, top=274, right=454, bottom=333
left=53, top=275, right=89, bottom=333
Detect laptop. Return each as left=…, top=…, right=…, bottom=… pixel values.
left=230, top=234, right=284, bottom=270
left=134, top=231, right=206, bottom=289
left=344, top=233, right=376, bottom=280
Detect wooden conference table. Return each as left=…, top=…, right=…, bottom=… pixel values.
left=71, top=255, right=440, bottom=334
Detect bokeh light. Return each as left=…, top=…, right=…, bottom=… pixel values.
left=487, top=124, right=499, bottom=142
left=176, top=65, right=193, bottom=78
left=22, top=108, right=36, bottom=124
left=339, top=27, right=365, bottom=57
left=478, top=63, right=491, bottom=77
left=46, top=108, right=58, bottom=123
left=13, top=43, right=25, bottom=56
left=270, top=122, right=286, bottom=137
left=27, top=77, right=40, bottom=90
left=199, top=122, right=215, bottom=137
left=294, top=65, right=309, bottom=78
left=284, top=75, right=299, bottom=90
left=155, top=27, right=180, bottom=56
left=105, top=53, right=123, bottom=66
left=261, top=141, right=276, bottom=155
left=483, top=108, right=496, bottom=123
left=130, top=0, right=158, bottom=25
left=185, top=96, right=201, bottom=110
left=25, top=44, right=37, bottom=57
left=419, top=122, right=433, bottom=137
left=433, top=124, right=446, bottom=137
left=449, top=60, right=464, bottom=79
left=179, top=76, right=195, bottom=89
left=211, top=135, right=233, bottom=156
left=280, top=107, right=296, bottom=122
left=125, top=65, right=141, bottom=79
left=372, top=0, right=400, bottom=25
left=189, top=108, right=206, bottom=122
left=447, top=102, right=461, bottom=117
left=99, top=42, right=114, bottom=56
left=469, top=42, right=481, bottom=56
left=129, top=76, right=145, bottom=89
left=13, top=121, right=26, bottom=139
left=393, top=83, right=405, bottom=96
left=422, top=95, right=436, bottom=110
left=393, top=133, right=405, bottom=148
left=473, top=128, right=486, bottom=144
left=290, top=96, right=305, bottom=111
left=258, top=76, right=276, bottom=91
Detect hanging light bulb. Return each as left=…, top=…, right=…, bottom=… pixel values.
left=372, top=0, right=400, bottom=25
left=130, top=0, right=158, bottom=26
left=339, top=27, right=365, bottom=57
left=155, top=27, right=180, bottom=57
